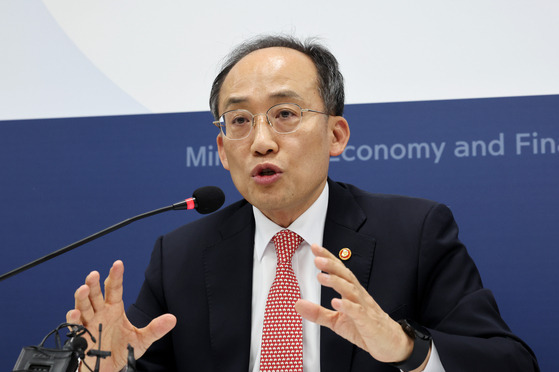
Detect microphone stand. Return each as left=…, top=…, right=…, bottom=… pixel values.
left=125, top=344, right=137, bottom=372
left=0, top=199, right=192, bottom=282
left=87, top=324, right=111, bottom=372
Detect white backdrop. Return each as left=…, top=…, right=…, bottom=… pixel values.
left=1, top=0, right=558, bottom=120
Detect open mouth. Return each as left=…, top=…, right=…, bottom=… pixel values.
left=259, top=168, right=277, bottom=176
left=252, top=164, right=282, bottom=185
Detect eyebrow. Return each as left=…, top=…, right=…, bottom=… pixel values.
left=222, top=90, right=305, bottom=111
left=269, top=90, right=304, bottom=101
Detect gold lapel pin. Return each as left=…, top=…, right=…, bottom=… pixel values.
left=339, top=247, right=352, bottom=261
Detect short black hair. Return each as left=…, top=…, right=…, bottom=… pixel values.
left=209, top=35, right=345, bottom=119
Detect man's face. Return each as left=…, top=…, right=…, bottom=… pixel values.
left=216, top=47, right=349, bottom=227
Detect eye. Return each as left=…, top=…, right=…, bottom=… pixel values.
left=231, top=116, right=250, bottom=125
left=273, top=106, right=299, bottom=121
left=225, top=111, right=252, bottom=126
left=277, top=110, right=296, bottom=119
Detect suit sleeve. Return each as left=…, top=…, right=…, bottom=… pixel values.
left=417, top=203, right=539, bottom=371
left=126, top=236, right=177, bottom=372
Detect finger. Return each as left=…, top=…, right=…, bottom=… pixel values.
left=104, top=260, right=124, bottom=305
left=295, top=299, right=337, bottom=328
left=331, top=297, right=387, bottom=332
left=136, top=314, right=177, bottom=356
left=66, top=309, right=82, bottom=325
left=310, top=245, right=359, bottom=300
left=331, top=297, right=365, bottom=317
left=311, top=244, right=359, bottom=285
left=310, top=243, right=337, bottom=260
left=66, top=309, right=86, bottom=335
left=316, top=272, right=363, bottom=303
left=85, top=271, right=104, bottom=311
left=312, top=245, right=379, bottom=308
left=74, top=284, right=95, bottom=322
left=145, top=314, right=177, bottom=341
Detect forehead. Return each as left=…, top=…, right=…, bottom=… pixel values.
left=218, top=47, right=321, bottom=112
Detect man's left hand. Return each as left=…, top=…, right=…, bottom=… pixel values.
left=295, top=244, right=428, bottom=369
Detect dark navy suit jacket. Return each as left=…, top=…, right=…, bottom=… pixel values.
left=127, top=180, right=538, bottom=371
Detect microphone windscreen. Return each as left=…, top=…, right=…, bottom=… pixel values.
left=192, top=186, right=225, bottom=214
left=72, top=336, right=88, bottom=352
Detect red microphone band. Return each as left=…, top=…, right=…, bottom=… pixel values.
left=184, top=197, right=196, bottom=210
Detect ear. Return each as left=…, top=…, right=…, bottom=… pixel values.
left=216, top=134, right=230, bottom=170
left=329, top=116, right=350, bottom=157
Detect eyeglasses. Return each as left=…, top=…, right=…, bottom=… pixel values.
left=213, top=103, right=329, bottom=140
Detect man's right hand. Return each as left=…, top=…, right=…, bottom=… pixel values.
left=66, top=260, right=177, bottom=372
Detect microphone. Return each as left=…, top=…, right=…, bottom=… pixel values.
left=172, top=185, right=226, bottom=214
left=63, top=335, right=88, bottom=360
left=0, top=186, right=225, bottom=282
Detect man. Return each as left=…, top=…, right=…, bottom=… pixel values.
left=67, top=35, right=539, bottom=371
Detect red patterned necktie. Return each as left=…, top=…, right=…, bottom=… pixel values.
left=260, top=229, right=304, bottom=372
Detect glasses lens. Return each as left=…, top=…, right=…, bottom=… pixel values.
left=268, top=103, right=302, bottom=134
left=221, top=110, right=253, bottom=139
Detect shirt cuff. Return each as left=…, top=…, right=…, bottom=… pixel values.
left=420, top=341, right=445, bottom=372
left=399, top=341, right=445, bottom=372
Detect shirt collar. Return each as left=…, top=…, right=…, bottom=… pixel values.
left=253, top=182, right=329, bottom=261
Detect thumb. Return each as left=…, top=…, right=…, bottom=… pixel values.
left=148, top=313, right=177, bottom=340
left=137, top=313, right=177, bottom=352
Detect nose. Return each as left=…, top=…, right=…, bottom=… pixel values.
left=250, top=114, right=278, bottom=156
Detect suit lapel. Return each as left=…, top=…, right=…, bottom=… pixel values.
left=320, top=180, right=377, bottom=372
left=203, top=202, right=255, bottom=372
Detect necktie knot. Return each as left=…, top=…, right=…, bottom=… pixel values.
left=272, top=229, right=303, bottom=264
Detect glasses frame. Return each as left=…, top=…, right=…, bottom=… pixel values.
left=213, top=102, right=329, bottom=140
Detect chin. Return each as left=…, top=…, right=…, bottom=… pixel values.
left=249, top=193, right=287, bottom=211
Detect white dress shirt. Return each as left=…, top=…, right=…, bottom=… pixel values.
left=248, top=183, right=445, bottom=372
